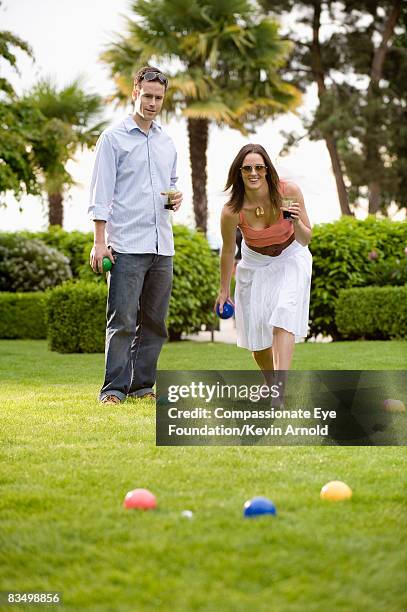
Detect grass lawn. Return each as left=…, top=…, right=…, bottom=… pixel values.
left=1, top=340, right=406, bottom=611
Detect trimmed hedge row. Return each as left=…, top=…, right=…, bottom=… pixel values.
left=0, top=292, right=47, bottom=339
left=335, top=286, right=407, bottom=340
left=46, top=282, right=107, bottom=353
left=0, top=225, right=219, bottom=349
left=309, top=216, right=407, bottom=338
left=2, top=219, right=405, bottom=345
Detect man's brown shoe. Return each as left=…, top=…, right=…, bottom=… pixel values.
left=100, top=394, right=121, bottom=405
left=140, top=392, right=156, bottom=400
left=127, top=392, right=156, bottom=402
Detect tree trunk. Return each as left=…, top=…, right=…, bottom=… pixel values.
left=187, top=117, right=209, bottom=233
left=370, top=0, right=401, bottom=86
left=367, top=0, right=401, bottom=213
left=368, top=181, right=381, bottom=215
left=48, top=192, right=64, bottom=227
left=324, top=135, right=352, bottom=216
left=311, top=2, right=352, bottom=216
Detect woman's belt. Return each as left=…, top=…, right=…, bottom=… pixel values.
left=246, top=233, right=295, bottom=257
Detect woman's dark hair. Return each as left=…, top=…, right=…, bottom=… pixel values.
left=224, top=144, right=282, bottom=215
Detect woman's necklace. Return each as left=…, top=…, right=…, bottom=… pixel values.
left=246, top=198, right=269, bottom=218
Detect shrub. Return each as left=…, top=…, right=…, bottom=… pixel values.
left=22, top=227, right=94, bottom=277
left=46, top=281, right=107, bottom=353
left=335, top=286, right=407, bottom=340
left=0, top=292, right=47, bottom=339
left=365, top=256, right=407, bottom=287
left=0, top=233, right=72, bottom=292
left=46, top=226, right=219, bottom=352
left=168, top=225, right=219, bottom=340
left=309, top=217, right=407, bottom=339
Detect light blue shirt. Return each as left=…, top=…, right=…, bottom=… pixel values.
left=88, top=115, right=178, bottom=255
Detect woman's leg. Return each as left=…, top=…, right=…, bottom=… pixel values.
left=252, top=347, right=274, bottom=371
left=252, top=347, right=274, bottom=386
left=269, top=327, right=295, bottom=407
left=272, top=327, right=295, bottom=370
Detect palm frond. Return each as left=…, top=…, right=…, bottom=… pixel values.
left=169, top=71, right=212, bottom=99
left=183, top=100, right=237, bottom=123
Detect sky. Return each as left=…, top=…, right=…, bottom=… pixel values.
left=1, top=0, right=349, bottom=247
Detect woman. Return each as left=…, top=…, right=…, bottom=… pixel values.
left=215, top=144, right=312, bottom=373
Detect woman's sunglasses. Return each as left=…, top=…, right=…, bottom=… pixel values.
left=240, top=164, right=267, bottom=175
left=142, top=71, right=168, bottom=87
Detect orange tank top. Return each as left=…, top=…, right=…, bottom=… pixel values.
left=238, top=180, right=294, bottom=247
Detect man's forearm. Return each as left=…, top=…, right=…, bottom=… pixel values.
left=93, top=220, right=106, bottom=245
left=90, top=221, right=112, bottom=273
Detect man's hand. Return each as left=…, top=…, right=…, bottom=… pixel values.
left=171, top=190, right=182, bottom=211
left=90, top=243, right=114, bottom=273
left=161, top=190, right=183, bottom=212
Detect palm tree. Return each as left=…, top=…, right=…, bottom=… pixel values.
left=22, top=78, right=107, bottom=226
left=101, top=0, right=300, bottom=233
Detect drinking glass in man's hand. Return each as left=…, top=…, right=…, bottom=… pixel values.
left=162, top=189, right=177, bottom=210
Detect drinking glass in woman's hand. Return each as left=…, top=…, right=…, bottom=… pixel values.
left=281, top=197, right=294, bottom=219
left=282, top=198, right=300, bottom=221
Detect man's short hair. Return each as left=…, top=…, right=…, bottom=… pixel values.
left=133, top=66, right=168, bottom=90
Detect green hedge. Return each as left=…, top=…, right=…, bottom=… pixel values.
left=309, top=217, right=407, bottom=338
left=46, top=225, right=219, bottom=352
left=335, top=286, right=407, bottom=340
left=46, top=282, right=107, bottom=353
left=0, top=292, right=47, bottom=339
left=365, top=256, right=407, bottom=286
left=168, top=225, right=218, bottom=340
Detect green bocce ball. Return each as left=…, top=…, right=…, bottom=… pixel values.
left=102, top=257, right=113, bottom=272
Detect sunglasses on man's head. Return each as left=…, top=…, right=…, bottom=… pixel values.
left=142, top=71, right=168, bottom=86
left=240, top=165, right=267, bottom=175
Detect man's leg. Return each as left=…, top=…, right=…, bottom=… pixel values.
left=128, top=255, right=173, bottom=398
left=100, top=254, right=151, bottom=401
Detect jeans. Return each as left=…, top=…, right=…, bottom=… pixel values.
left=99, top=252, right=173, bottom=401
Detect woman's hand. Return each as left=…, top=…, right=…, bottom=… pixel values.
left=214, top=290, right=232, bottom=315
left=281, top=201, right=301, bottom=223
left=281, top=184, right=312, bottom=246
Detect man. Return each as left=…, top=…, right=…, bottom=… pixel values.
left=88, top=66, right=182, bottom=405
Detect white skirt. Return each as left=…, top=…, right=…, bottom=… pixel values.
left=235, top=240, right=312, bottom=351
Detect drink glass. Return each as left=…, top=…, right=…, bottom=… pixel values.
left=282, top=197, right=294, bottom=219
left=163, top=188, right=177, bottom=210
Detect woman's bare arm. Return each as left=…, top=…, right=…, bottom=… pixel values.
left=281, top=182, right=312, bottom=246
left=215, top=205, right=239, bottom=312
